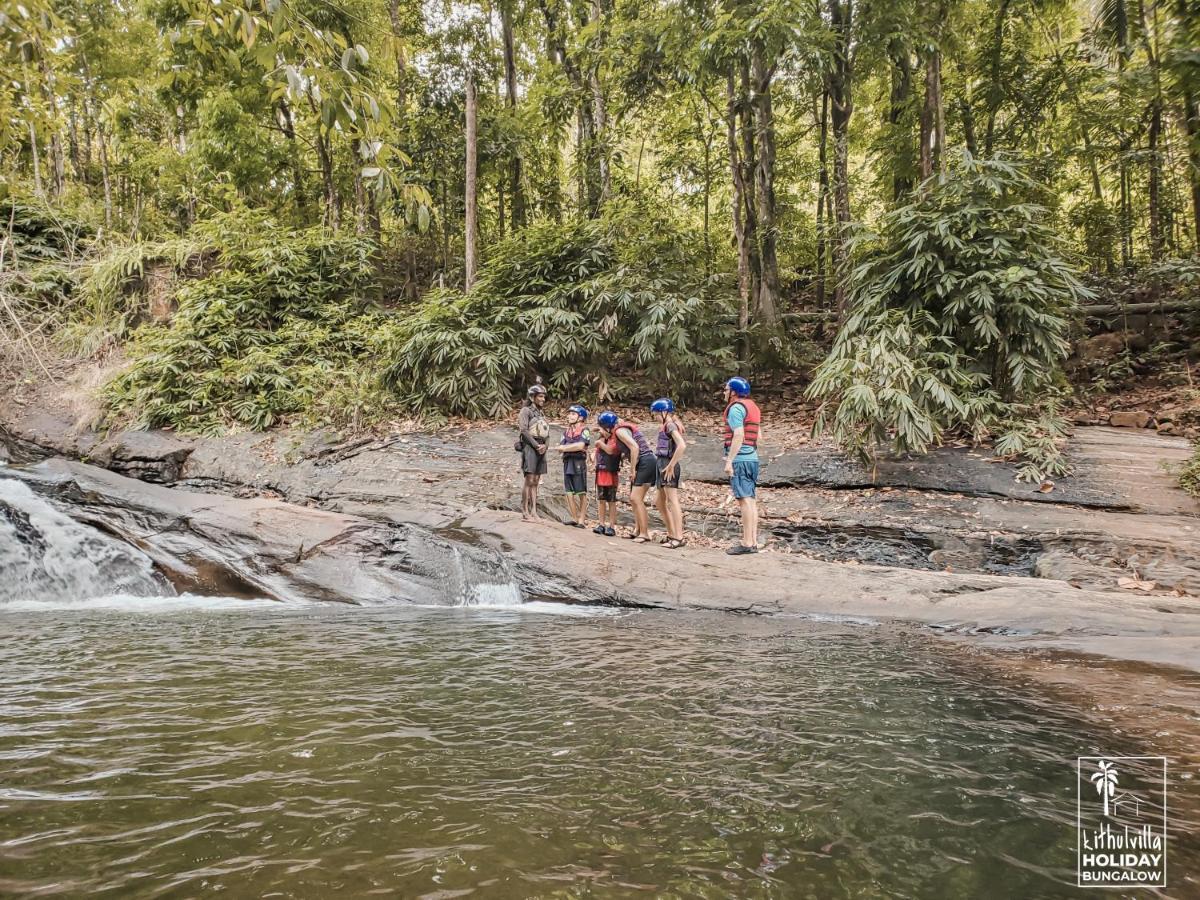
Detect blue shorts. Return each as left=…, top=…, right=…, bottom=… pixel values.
left=730, top=459, right=759, bottom=499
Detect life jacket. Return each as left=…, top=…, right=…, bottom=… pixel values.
left=615, top=420, right=653, bottom=458
left=723, top=399, right=761, bottom=450
left=656, top=420, right=685, bottom=458
left=560, top=424, right=589, bottom=462
left=595, top=435, right=620, bottom=472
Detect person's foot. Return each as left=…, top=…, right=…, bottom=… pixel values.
left=666, top=539, right=686, bottom=550
left=604, top=526, right=616, bottom=537
left=726, top=544, right=758, bottom=555
left=574, top=521, right=587, bottom=528
left=593, top=525, right=607, bottom=535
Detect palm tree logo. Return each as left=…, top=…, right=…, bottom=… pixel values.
left=1091, top=760, right=1119, bottom=817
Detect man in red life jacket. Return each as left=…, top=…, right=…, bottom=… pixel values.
left=722, top=376, right=760, bottom=554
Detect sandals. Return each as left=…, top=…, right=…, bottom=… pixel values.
left=665, top=539, right=686, bottom=550
left=632, top=535, right=650, bottom=544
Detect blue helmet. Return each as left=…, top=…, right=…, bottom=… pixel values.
left=568, top=404, right=589, bottom=420
left=725, top=376, right=751, bottom=397
left=597, top=410, right=619, bottom=428
left=650, top=398, right=675, bottom=414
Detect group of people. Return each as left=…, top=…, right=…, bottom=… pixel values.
left=516, top=377, right=762, bottom=555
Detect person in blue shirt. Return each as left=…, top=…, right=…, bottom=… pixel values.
left=721, top=376, right=761, bottom=555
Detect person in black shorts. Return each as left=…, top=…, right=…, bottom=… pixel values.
left=552, top=404, right=591, bottom=528
left=517, top=384, right=549, bottom=520
left=650, top=398, right=687, bottom=548
left=598, top=410, right=656, bottom=543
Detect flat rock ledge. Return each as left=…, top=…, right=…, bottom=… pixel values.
left=6, top=457, right=1200, bottom=675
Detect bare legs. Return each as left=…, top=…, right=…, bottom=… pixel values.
left=737, top=496, right=757, bottom=548
left=630, top=484, right=651, bottom=539
left=566, top=492, right=587, bottom=526
left=654, top=487, right=684, bottom=541
left=521, top=473, right=542, bottom=521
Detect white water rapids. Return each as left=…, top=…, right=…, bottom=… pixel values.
left=0, top=478, right=170, bottom=604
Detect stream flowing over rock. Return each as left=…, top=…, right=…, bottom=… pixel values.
left=0, top=478, right=169, bottom=603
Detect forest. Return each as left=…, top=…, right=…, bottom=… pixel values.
left=1, top=0, right=1198, bottom=484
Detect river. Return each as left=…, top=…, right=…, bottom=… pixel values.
left=1, top=598, right=1196, bottom=898
left=2, top=474, right=1199, bottom=897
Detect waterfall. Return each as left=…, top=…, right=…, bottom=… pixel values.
left=449, top=545, right=524, bottom=608
left=0, top=478, right=171, bottom=604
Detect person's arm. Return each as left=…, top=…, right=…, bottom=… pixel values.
left=617, top=428, right=639, bottom=479
left=554, top=440, right=587, bottom=453
left=518, top=408, right=538, bottom=448
left=666, top=424, right=686, bottom=475
left=724, top=406, right=745, bottom=474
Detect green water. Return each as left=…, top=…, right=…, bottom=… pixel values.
left=0, top=602, right=1196, bottom=898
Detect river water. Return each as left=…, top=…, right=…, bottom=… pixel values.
left=2, top=599, right=1197, bottom=898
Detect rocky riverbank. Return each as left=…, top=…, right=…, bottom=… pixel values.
left=3, top=399, right=1200, bottom=676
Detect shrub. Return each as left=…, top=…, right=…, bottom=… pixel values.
left=105, top=215, right=386, bottom=434
left=381, top=201, right=736, bottom=417
left=1181, top=443, right=1200, bottom=499
left=809, top=153, right=1091, bottom=480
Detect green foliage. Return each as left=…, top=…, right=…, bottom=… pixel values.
left=105, top=216, right=387, bottom=434
left=1180, top=443, right=1200, bottom=499
left=381, top=202, right=736, bottom=417
left=809, top=154, right=1089, bottom=480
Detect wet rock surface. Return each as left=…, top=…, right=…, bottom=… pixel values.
left=5, top=456, right=1200, bottom=672
left=4, top=401, right=1200, bottom=670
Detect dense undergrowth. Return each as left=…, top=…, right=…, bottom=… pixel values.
left=381, top=201, right=735, bottom=418
left=102, top=213, right=386, bottom=433
left=808, top=156, right=1090, bottom=481
left=5, top=177, right=1196, bottom=490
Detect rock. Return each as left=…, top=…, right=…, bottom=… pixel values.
left=1073, top=332, right=1128, bottom=362
left=1108, top=410, right=1152, bottom=429
left=90, top=430, right=195, bottom=483
left=1158, top=423, right=1176, bottom=435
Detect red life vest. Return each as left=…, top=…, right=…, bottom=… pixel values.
left=723, top=398, right=761, bottom=449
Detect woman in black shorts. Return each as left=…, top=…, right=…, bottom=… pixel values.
left=597, top=410, right=656, bottom=543
left=651, top=398, right=687, bottom=548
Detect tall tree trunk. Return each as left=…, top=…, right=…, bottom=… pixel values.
left=750, top=40, right=780, bottom=327
left=888, top=38, right=914, bottom=201
left=591, top=71, right=610, bottom=207
left=1185, top=82, right=1200, bottom=253
left=1139, top=0, right=1165, bottom=259
left=67, top=96, right=83, bottom=181
left=919, top=48, right=945, bottom=181
left=97, top=124, right=113, bottom=230
left=277, top=100, right=308, bottom=217
left=726, top=67, right=753, bottom=358
left=316, top=130, right=339, bottom=229
left=1148, top=97, right=1164, bottom=259
left=500, top=0, right=526, bottom=229
left=816, top=88, right=830, bottom=311
left=983, top=0, right=1011, bottom=155
left=703, top=133, right=712, bottom=276
left=464, top=73, right=479, bottom=290
left=738, top=60, right=761, bottom=308
left=827, top=0, right=855, bottom=317
left=352, top=137, right=368, bottom=235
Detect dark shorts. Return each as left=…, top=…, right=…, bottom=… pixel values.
left=563, top=471, right=587, bottom=494
left=632, top=454, right=658, bottom=488
left=521, top=444, right=547, bottom=476
left=656, top=457, right=682, bottom=489
left=597, top=484, right=617, bottom=502
left=730, top=458, right=759, bottom=499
